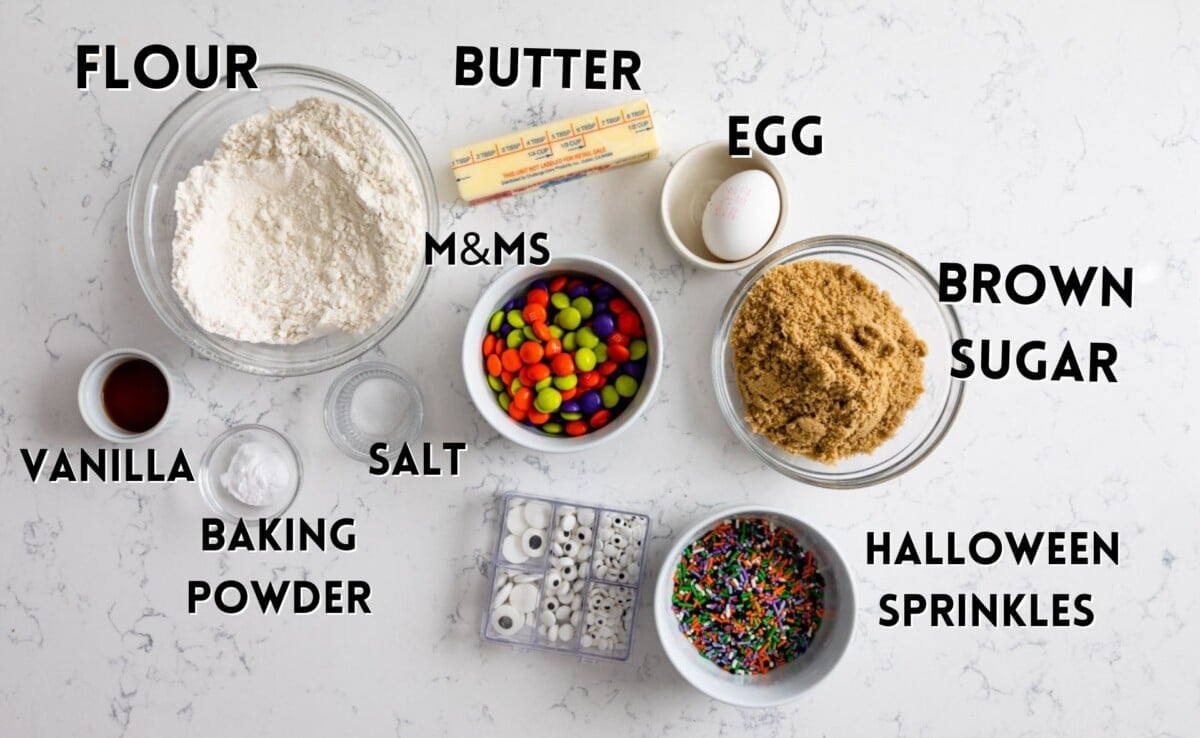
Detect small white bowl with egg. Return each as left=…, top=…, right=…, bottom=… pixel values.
left=659, top=140, right=788, bottom=271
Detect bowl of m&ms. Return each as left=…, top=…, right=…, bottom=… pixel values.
left=463, top=256, right=663, bottom=452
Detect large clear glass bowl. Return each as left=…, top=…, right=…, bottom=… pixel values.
left=128, top=65, right=437, bottom=376
left=712, top=235, right=964, bottom=488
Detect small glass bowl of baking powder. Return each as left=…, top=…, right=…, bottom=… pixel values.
left=199, top=424, right=302, bottom=519
left=323, top=362, right=424, bottom=462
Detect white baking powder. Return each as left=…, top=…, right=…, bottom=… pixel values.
left=171, top=97, right=423, bottom=344
left=219, top=441, right=290, bottom=507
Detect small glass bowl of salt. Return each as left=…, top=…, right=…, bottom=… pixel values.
left=323, top=362, right=424, bottom=462
left=199, top=424, right=302, bottom=519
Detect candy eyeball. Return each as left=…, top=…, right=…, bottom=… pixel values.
left=506, top=505, right=529, bottom=535
left=524, top=501, right=552, bottom=529
left=521, top=527, right=547, bottom=557
left=502, top=534, right=529, bottom=564
left=491, top=604, right=521, bottom=637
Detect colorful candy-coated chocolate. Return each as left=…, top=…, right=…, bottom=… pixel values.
left=481, top=273, right=651, bottom=437
left=600, top=386, right=620, bottom=408
left=591, top=313, right=615, bottom=339
left=614, top=375, right=638, bottom=398
left=579, top=390, right=602, bottom=414
left=553, top=373, right=577, bottom=390
left=572, top=297, right=594, bottom=318
left=556, top=307, right=582, bottom=330
left=574, top=347, right=597, bottom=372
left=535, top=387, right=562, bottom=413
left=551, top=353, right=575, bottom=376
left=519, top=342, right=544, bottom=364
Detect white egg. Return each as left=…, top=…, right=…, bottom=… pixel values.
left=700, top=169, right=781, bottom=262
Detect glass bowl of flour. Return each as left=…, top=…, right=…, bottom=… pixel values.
left=129, top=65, right=437, bottom=376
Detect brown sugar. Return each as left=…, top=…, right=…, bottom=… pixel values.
left=731, top=260, right=927, bottom=463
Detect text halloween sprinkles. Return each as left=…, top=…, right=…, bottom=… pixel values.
left=671, top=517, right=825, bottom=675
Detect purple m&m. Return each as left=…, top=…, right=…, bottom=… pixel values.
left=579, top=390, right=603, bottom=415
left=592, top=313, right=616, bottom=339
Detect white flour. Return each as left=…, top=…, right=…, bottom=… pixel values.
left=172, top=97, right=423, bottom=344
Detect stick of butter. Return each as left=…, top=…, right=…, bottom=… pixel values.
left=451, top=99, right=659, bottom=204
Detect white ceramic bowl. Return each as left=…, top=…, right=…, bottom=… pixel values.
left=660, top=140, right=788, bottom=271
left=77, top=348, right=175, bottom=443
left=461, top=256, right=663, bottom=453
left=654, top=504, right=856, bottom=707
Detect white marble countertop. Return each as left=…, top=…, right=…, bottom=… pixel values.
left=2, top=1, right=1197, bottom=735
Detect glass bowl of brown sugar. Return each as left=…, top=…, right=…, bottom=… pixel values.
left=712, top=235, right=964, bottom=488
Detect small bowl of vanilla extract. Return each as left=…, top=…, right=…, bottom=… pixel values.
left=78, top=349, right=173, bottom=442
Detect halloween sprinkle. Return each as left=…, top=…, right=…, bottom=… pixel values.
left=671, top=517, right=825, bottom=675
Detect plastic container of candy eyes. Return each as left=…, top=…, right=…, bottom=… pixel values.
left=483, top=492, right=651, bottom=661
